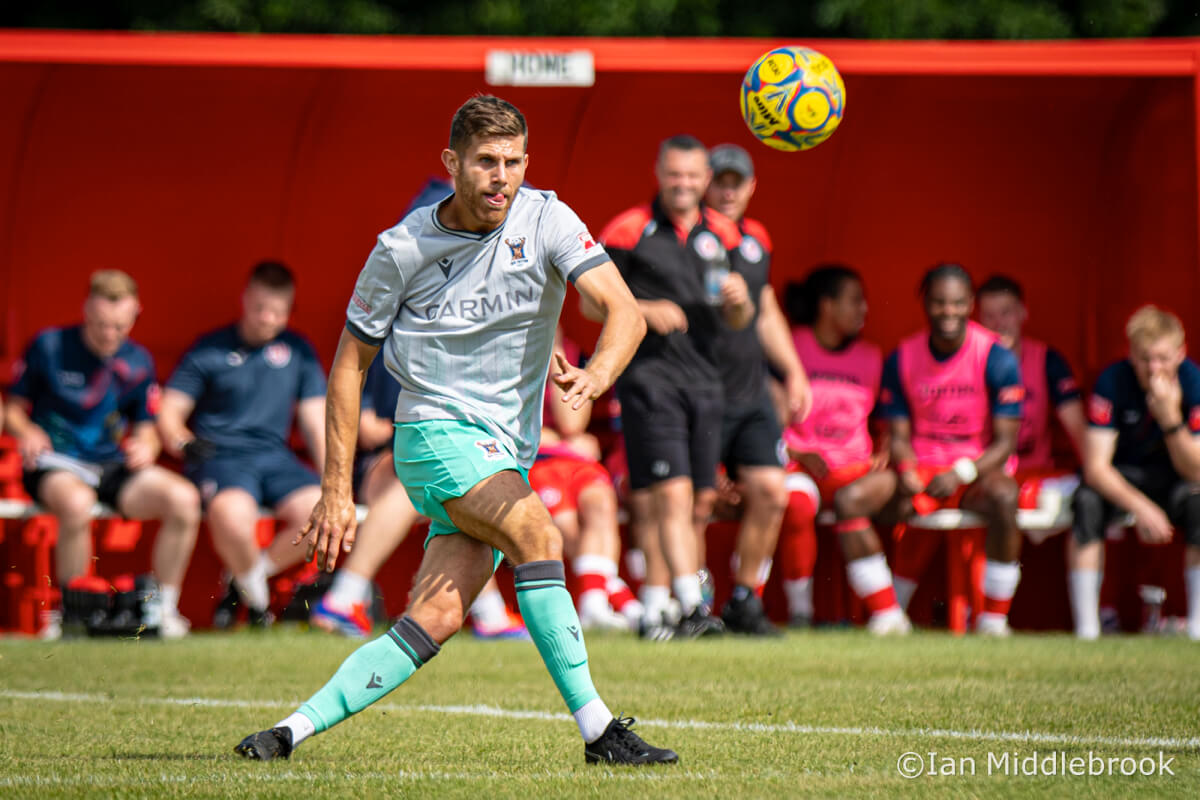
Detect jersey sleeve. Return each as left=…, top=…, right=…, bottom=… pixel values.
left=165, top=341, right=209, bottom=399
left=345, top=237, right=408, bottom=347
left=8, top=334, right=48, bottom=403
left=878, top=350, right=909, bottom=419
left=1179, top=360, right=1200, bottom=433
left=985, top=343, right=1024, bottom=418
left=1087, top=364, right=1120, bottom=429
left=541, top=199, right=610, bottom=284
left=295, top=338, right=327, bottom=400
left=1045, top=347, right=1082, bottom=407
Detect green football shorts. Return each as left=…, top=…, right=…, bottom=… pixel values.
left=391, top=419, right=528, bottom=574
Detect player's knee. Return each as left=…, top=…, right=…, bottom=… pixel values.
left=510, top=522, right=563, bottom=564
left=206, top=496, right=256, bottom=542
left=983, top=477, right=1019, bottom=513
left=167, top=481, right=202, bottom=526
left=1071, top=484, right=1106, bottom=545
left=750, top=471, right=789, bottom=515
left=834, top=483, right=863, bottom=519
left=692, top=488, right=716, bottom=526
left=52, top=487, right=98, bottom=524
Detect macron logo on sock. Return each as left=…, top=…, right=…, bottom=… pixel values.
left=366, top=672, right=383, bottom=689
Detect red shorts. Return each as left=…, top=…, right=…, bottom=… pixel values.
left=529, top=457, right=612, bottom=516
left=786, top=460, right=873, bottom=506
left=909, top=464, right=971, bottom=515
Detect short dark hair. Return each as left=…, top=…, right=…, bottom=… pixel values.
left=248, top=260, right=295, bottom=292
left=977, top=274, right=1024, bottom=302
left=657, top=134, right=707, bottom=163
left=919, top=262, right=973, bottom=298
left=448, top=95, right=528, bottom=153
left=785, top=263, right=861, bottom=326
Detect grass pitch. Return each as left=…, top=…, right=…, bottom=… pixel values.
left=1, top=627, right=1198, bottom=798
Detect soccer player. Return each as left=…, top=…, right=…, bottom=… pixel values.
left=311, top=354, right=526, bottom=639
left=235, top=96, right=676, bottom=765
left=777, top=265, right=909, bottom=633
left=847, top=263, right=1024, bottom=635
left=157, top=261, right=326, bottom=627
left=976, top=275, right=1086, bottom=475
left=4, top=270, right=200, bottom=638
left=1071, top=306, right=1200, bottom=641
left=597, top=134, right=754, bottom=638
left=703, top=144, right=811, bottom=635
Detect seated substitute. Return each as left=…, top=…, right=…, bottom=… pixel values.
left=157, top=261, right=325, bottom=627
left=977, top=274, right=1086, bottom=524
left=1071, top=305, right=1200, bottom=641
left=4, top=270, right=200, bottom=638
left=836, top=263, right=1025, bottom=635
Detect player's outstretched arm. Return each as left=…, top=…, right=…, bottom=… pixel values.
left=295, top=328, right=378, bottom=571
left=756, top=284, right=812, bottom=422
left=567, top=262, right=645, bottom=408
left=1082, top=426, right=1171, bottom=543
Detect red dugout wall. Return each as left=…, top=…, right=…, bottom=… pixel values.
left=1, top=32, right=1198, bottom=384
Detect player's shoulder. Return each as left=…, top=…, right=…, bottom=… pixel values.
left=184, top=325, right=238, bottom=358
left=739, top=217, right=773, bottom=252
left=278, top=328, right=318, bottom=353
left=600, top=204, right=654, bottom=249
left=851, top=337, right=883, bottom=364
left=377, top=206, right=431, bottom=259
left=701, top=207, right=742, bottom=250
left=1093, top=359, right=1133, bottom=392
left=1178, top=358, right=1200, bottom=390
left=116, top=337, right=154, bottom=367
left=26, top=325, right=68, bottom=355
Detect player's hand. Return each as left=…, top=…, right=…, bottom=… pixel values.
left=790, top=450, right=829, bottom=480
left=1132, top=500, right=1173, bottom=545
left=898, top=465, right=925, bottom=496
left=552, top=352, right=608, bottom=410
left=869, top=450, right=890, bottom=472
left=720, top=271, right=751, bottom=310
left=16, top=426, right=51, bottom=464
left=925, top=469, right=962, bottom=499
left=785, top=370, right=812, bottom=423
left=295, top=488, right=358, bottom=572
left=1146, top=371, right=1183, bottom=428
left=642, top=300, right=688, bottom=335
left=122, top=438, right=155, bottom=470
left=181, top=437, right=218, bottom=464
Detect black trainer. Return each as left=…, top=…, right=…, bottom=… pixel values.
left=584, top=716, right=678, bottom=765
left=235, top=726, right=293, bottom=761
left=675, top=607, right=725, bottom=638
left=721, top=591, right=782, bottom=637
left=212, top=579, right=241, bottom=629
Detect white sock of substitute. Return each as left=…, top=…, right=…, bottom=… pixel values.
left=276, top=711, right=317, bottom=746
left=326, top=569, right=371, bottom=609
left=672, top=574, right=704, bottom=616
left=846, top=554, right=901, bottom=617
left=574, top=554, right=616, bottom=616
left=782, top=578, right=813, bottom=618
left=236, top=556, right=271, bottom=612
left=159, top=584, right=180, bottom=616
left=574, top=697, right=614, bottom=743
left=470, top=586, right=509, bottom=628
left=979, top=560, right=1021, bottom=627
left=893, top=576, right=918, bottom=611
left=1187, top=567, right=1200, bottom=640
left=1069, top=569, right=1102, bottom=640
left=639, top=584, right=671, bottom=626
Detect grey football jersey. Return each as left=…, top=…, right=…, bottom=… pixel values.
left=345, top=187, right=609, bottom=466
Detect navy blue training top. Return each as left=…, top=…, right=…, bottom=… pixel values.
left=10, top=325, right=156, bottom=463
left=1087, top=358, right=1200, bottom=471
left=166, top=325, right=326, bottom=455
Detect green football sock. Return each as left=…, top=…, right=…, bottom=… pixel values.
left=514, top=560, right=600, bottom=713
left=297, top=615, right=440, bottom=733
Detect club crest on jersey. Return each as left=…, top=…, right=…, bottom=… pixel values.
left=577, top=231, right=598, bottom=250
left=227, top=350, right=246, bottom=367
left=475, top=439, right=505, bottom=461
left=505, top=236, right=528, bottom=264
left=739, top=236, right=764, bottom=263
left=265, top=342, right=292, bottom=368
left=437, top=257, right=453, bottom=279
left=693, top=231, right=721, bottom=261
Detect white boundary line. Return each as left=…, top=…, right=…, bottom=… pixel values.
left=4, top=689, right=1198, bottom=751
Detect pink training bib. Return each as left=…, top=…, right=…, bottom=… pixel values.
left=785, top=326, right=881, bottom=470
left=898, top=321, right=997, bottom=465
